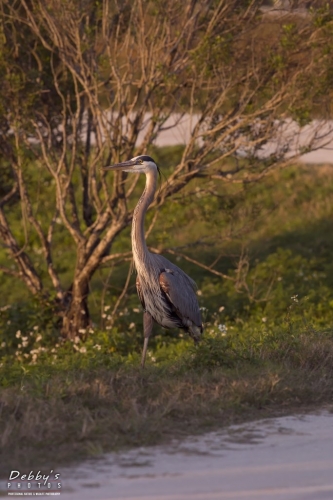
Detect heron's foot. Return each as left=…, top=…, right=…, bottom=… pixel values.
left=141, top=336, right=149, bottom=368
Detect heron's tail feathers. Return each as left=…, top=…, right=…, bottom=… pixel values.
left=188, top=323, right=203, bottom=343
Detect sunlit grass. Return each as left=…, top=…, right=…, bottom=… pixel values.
left=1, top=155, right=333, bottom=476
left=1, top=318, right=333, bottom=477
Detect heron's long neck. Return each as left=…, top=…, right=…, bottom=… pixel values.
left=131, top=169, right=157, bottom=266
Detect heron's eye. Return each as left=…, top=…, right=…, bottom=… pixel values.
left=138, top=159, right=143, bottom=164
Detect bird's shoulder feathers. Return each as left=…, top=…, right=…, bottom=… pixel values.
left=159, top=268, right=202, bottom=328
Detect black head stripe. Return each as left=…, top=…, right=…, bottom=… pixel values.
left=137, top=155, right=155, bottom=163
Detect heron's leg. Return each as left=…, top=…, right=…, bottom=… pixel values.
left=141, top=311, right=153, bottom=368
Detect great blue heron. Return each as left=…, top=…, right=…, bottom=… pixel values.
left=103, top=155, right=203, bottom=367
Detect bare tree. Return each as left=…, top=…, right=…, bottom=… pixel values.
left=0, top=0, right=331, bottom=338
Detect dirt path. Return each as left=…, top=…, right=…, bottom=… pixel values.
left=36, top=410, right=333, bottom=500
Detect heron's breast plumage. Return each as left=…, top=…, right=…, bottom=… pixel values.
left=136, top=268, right=183, bottom=329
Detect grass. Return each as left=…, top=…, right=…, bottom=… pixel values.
left=1, top=323, right=333, bottom=478
left=1, top=160, right=333, bottom=478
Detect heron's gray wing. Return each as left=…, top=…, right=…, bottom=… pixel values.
left=159, top=270, right=202, bottom=327
left=136, top=275, right=145, bottom=310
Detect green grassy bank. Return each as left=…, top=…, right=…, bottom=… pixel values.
left=1, top=157, right=333, bottom=476
left=1, top=322, right=333, bottom=477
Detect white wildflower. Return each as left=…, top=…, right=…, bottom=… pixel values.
left=218, top=324, right=227, bottom=334
left=129, top=322, right=135, bottom=329
left=16, top=330, right=21, bottom=338
left=79, top=346, right=87, bottom=354
left=104, top=305, right=111, bottom=311
left=218, top=306, right=225, bottom=313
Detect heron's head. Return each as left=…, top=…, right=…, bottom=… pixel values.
left=102, top=155, right=160, bottom=175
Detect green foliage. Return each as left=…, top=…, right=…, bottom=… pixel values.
left=0, top=297, right=60, bottom=354
left=281, top=23, right=299, bottom=50
left=185, top=335, right=250, bottom=370
left=1, top=160, right=333, bottom=369
left=0, top=1, right=333, bottom=470
left=312, top=3, right=333, bottom=28
left=220, top=248, right=333, bottom=325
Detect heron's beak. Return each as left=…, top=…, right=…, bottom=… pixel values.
left=101, top=159, right=137, bottom=171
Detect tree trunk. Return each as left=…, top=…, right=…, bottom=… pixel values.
left=61, top=279, right=90, bottom=340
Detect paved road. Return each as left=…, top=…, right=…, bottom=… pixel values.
left=137, top=114, right=333, bottom=165
left=54, top=411, right=333, bottom=500
left=2, top=411, right=333, bottom=499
